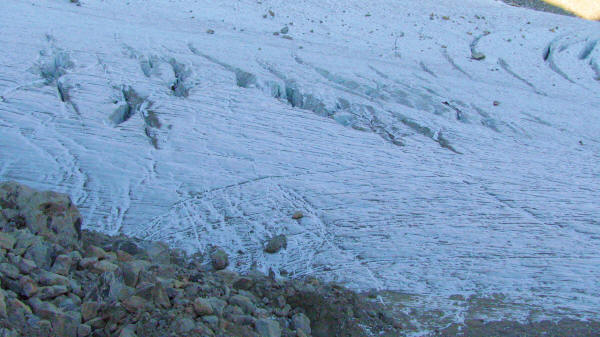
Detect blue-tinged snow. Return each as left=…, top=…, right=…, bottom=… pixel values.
left=1, top=0, right=599, bottom=333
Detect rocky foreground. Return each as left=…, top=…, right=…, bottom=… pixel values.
left=0, top=181, right=398, bottom=337
left=4, top=181, right=600, bottom=337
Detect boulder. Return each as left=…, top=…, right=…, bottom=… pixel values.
left=112, top=240, right=140, bottom=256
left=291, top=313, right=311, bottom=335
left=16, top=257, right=37, bottom=274
left=28, top=297, right=56, bottom=319
left=265, top=235, right=287, bottom=253
left=56, top=296, right=80, bottom=312
left=88, top=271, right=132, bottom=302
left=144, top=241, right=171, bottom=265
left=80, top=301, right=99, bottom=322
left=23, top=238, right=54, bottom=269
left=6, top=298, right=32, bottom=331
left=11, top=229, right=36, bottom=256
left=229, top=294, right=255, bottom=314
left=255, top=318, right=281, bottom=337
left=152, top=281, right=171, bottom=309
left=86, top=317, right=106, bottom=330
left=122, top=295, right=147, bottom=313
left=208, top=297, right=227, bottom=317
left=0, top=263, right=19, bottom=279
left=119, top=324, right=137, bottom=337
left=274, top=304, right=290, bottom=317
left=175, top=317, right=196, bottom=334
left=193, top=297, right=213, bottom=316
left=211, top=248, right=229, bottom=270
left=92, top=260, right=119, bottom=273
left=0, top=289, right=7, bottom=318
left=37, top=285, right=69, bottom=300
left=53, top=311, right=81, bottom=337
left=233, top=277, right=254, bottom=290
left=85, top=245, right=107, bottom=259
left=18, top=275, right=38, bottom=298
left=77, top=324, right=92, bottom=337
left=0, top=233, right=15, bottom=250
left=0, top=329, right=18, bottom=337
left=202, top=315, right=219, bottom=330
left=37, top=270, right=69, bottom=286
left=0, top=181, right=82, bottom=249
left=230, top=314, right=255, bottom=326
left=471, top=51, right=486, bottom=60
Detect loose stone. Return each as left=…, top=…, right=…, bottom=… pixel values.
left=17, top=257, right=37, bottom=274
left=0, top=263, right=19, bottom=279
left=193, top=297, right=213, bottom=316
left=0, top=233, right=16, bottom=251
left=291, top=313, right=311, bottom=335
left=265, top=235, right=287, bottom=254
left=77, top=324, right=91, bottom=337
left=255, top=318, right=281, bottom=337
left=211, top=248, right=229, bottom=270
left=51, top=254, right=74, bottom=276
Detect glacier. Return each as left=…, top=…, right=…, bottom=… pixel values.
left=0, top=0, right=599, bottom=333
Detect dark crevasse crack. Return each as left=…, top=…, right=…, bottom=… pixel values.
left=35, top=38, right=81, bottom=114
left=56, top=79, right=69, bottom=103
left=368, top=65, right=451, bottom=116
left=469, top=33, right=487, bottom=60
left=56, top=78, right=80, bottom=114
left=255, top=60, right=411, bottom=146
left=442, top=48, right=472, bottom=79
left=168, top=59, right=192, bottom=97
left=296, top=56, right=386, bottom=101
left=436, top=131, right=461, bottom=154
left=498, top=58, right=546, bottom=96
left=418, top=61, right=437, bottom=78
left=472, top=105, right=501, bottom=132
left=123, top=45, right=192, bottom=94
left=109, top=85, right=145, bottom=125
left=142, top=105, right=162, bottom=149
left=140, top=55, right=162, bottom=78
left=189, top=48, right=336, bottom=118
left=368, top=111, right=405, bottom=146
left=400, top=117, right=461, bottom=153
left=37, top=49, right=73, bottom=85
left=187, top=47, right=464, bottom=153
left=579, top=40, right=597, bottom=60
left=442, top=101, right=469, bottom=123
left=591, top=58, right=600, bottom=81
left=188, top=44, right=257, bottom=89
left=543, top=38, right=576, bottom=84
left=369, top=65, right=390, bottom=79
left=121, top=45, right=162, bottom=78
left=304, top=57, right=454, bottom=143
left=108, top=86, right=163, bottom=149
left=283, top=79, right=331, bottom=117
left=543, top=36, right=600, bottom=84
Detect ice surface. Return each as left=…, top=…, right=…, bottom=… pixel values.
left=0, top=0, right=599, bottom=332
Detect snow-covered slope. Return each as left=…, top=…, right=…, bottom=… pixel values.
left=1, top=0, right=599, bottom=331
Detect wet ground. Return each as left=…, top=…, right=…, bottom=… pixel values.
left=431, top=318, right=600, bottom=337
left=377, top=290, right=600, bottom=336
